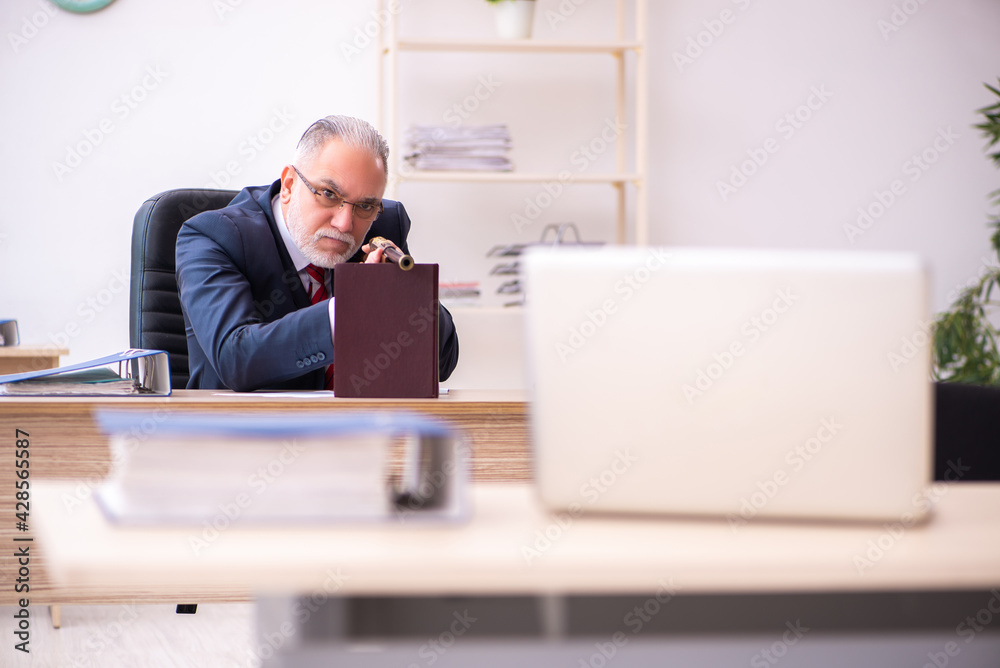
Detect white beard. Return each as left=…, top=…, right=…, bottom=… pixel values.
left=286, top=195, right=360, bottom=269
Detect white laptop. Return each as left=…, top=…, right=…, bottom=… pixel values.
left=523, top=246, right=933, bottom=523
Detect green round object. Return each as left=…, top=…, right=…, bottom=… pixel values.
left=52, top=0, right=116, bottom=13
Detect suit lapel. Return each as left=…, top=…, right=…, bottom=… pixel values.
left=254, top=181, right=312, bottom=310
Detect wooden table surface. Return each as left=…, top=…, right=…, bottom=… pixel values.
left=0, top=345, right=68, bottom=375
left=0, top=389, right=530, bottom=604
left=33, top=482, right=1000, bottom=598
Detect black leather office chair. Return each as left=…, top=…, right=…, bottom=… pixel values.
left=129, top=189, right=238, bottom=390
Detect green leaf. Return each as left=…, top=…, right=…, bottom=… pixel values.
left=933, top=77, right=1000, bottom=386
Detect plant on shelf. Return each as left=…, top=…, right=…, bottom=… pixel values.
left=485, top=0, right=536, bottom=39
left=932, top=79, right=1000, bottom=385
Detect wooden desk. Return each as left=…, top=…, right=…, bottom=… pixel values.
left=31, top=482, right=1000, bottom=666
left=0, top=345, right=69, bottom=375
left=0, top=390, right=529, bottom=605
left=32, top=483, right=1000, bottom=597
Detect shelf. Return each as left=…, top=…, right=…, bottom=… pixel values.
left=392, top=38, right=642, bottom=55
left=393, top=171, right=641, bottom=185
left=378, top=0, right=649, bottom=244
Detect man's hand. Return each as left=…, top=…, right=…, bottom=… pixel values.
left=361, top=239, right=401, bottom=264
left=361, top=242, right=385, bottom=264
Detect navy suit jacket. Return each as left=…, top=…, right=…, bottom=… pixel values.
left=176, top=180, right=459, bottom=391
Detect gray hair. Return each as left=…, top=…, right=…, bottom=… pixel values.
left=295, top=115, right=389, bottom=177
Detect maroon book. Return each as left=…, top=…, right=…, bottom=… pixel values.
left=333, top=263, right=439, bottom=398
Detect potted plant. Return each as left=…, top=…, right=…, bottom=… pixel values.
left=486, top=0, right=536, bottom=39
left=931, top=78, right=1000, bottom=481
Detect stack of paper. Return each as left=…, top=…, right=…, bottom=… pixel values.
left=404, top=124, right=513, bottom=171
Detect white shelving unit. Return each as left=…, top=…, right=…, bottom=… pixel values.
left=377, top=0, right=648, bottom=245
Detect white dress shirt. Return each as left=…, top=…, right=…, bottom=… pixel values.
left=271, top=195, right=336, bottom=337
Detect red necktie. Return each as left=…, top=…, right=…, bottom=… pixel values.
left=306, top=264, right=335, bottom=390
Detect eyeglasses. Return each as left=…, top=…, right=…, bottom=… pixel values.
left=291, top=165, right=383, bottom=222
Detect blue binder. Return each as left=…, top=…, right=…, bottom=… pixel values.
left=92, top=410, right=469, bottom=524
left=0, top=349, right=171, bottom=395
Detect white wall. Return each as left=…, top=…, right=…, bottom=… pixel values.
left=653, top=0, right=1000, bottom=314
left=1, top=0, right=998, bottom=374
